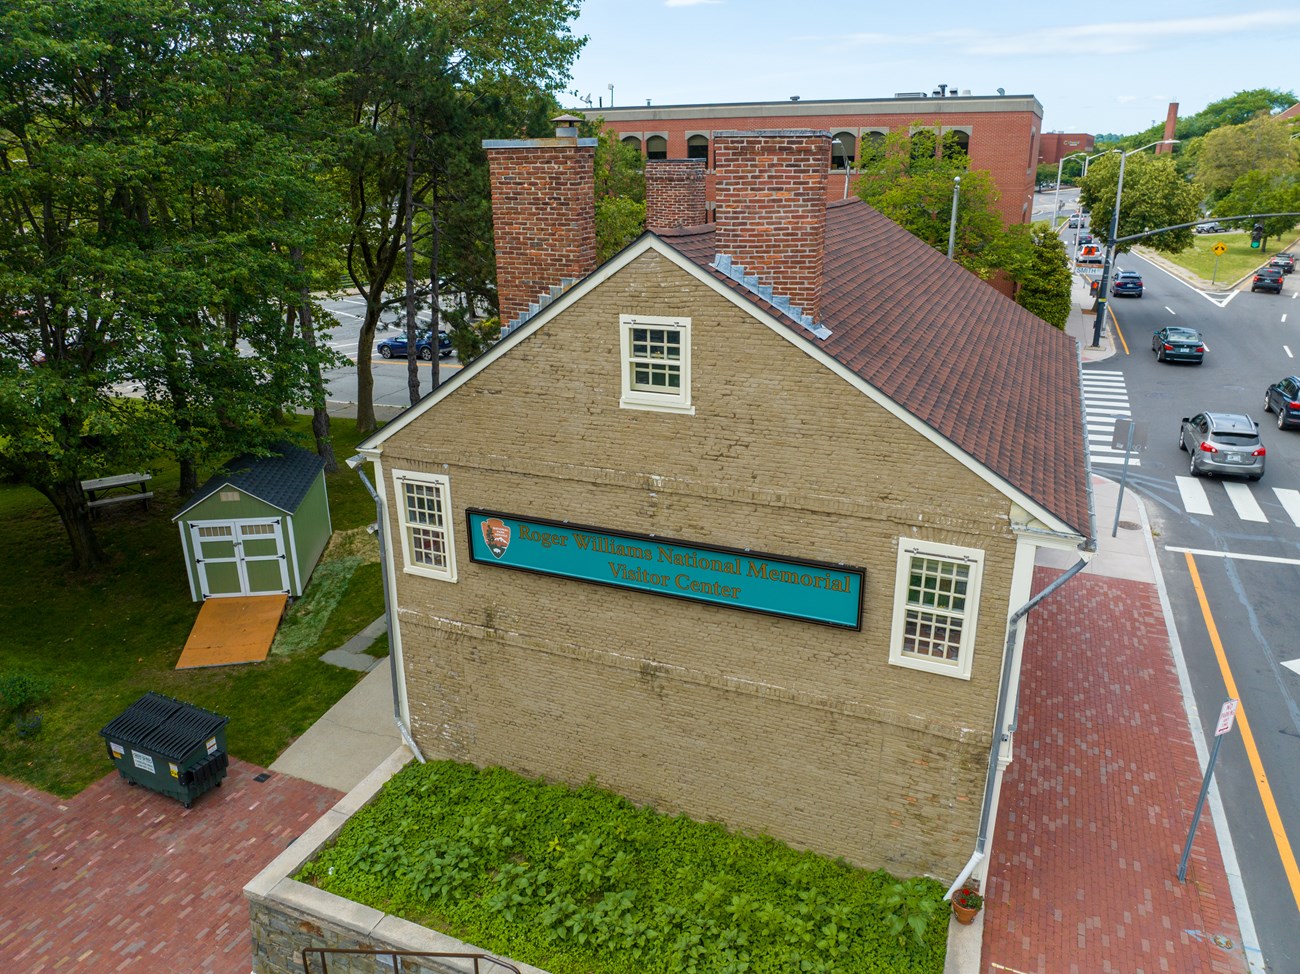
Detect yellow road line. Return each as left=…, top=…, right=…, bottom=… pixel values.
left=1110, top=302, right=1130, bottom=356
left=1184, top=551, right=1300, bottom=913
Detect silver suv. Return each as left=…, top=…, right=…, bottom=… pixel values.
left=1179, top=412, right=1265, bottom=480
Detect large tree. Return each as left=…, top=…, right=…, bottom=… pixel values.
left=0, top=0, right=337, bottom=568
left=304, top=0, right=584, bottom=431
left=856, top=128, right=1006, bottom=279
left=1078, top=152, right=1201, bottom=255
left=1196, top=114, right=1300, bottom=201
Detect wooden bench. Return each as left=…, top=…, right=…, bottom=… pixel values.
left=86, top=491, right=155, bottom=511
left=81, top=472, right=154, bottom=514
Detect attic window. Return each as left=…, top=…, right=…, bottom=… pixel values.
left=219, top=490, right=240, bottom=502
left=619, top=314, right=694, bottom=415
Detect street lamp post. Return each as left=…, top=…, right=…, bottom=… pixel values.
left=948, top=176, right=961, bottom=259
left=1051, top=153, right=1087, bottom=230
left=1091, top=140, right=1180, bottom=347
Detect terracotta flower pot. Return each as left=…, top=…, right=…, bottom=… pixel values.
left=952, top=900, right=980, bottom=925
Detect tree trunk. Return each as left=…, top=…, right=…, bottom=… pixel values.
left=39, top=479, right=105, bottom=571
left=163, top=323, right=200, bottom=497
left=403, top=138, right=421, bottom=407
left=291, top=246, right=337, bottom=473
left=427, top=175, right=442, bottom=395
left=350, top=242, right=401, bottom=436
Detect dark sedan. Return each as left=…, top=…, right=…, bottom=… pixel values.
left=1251, top=267, right=1285, bottom=294
left=1111, top=270, right=1143, bottom=297
left=1152, top=325, right=1205, bottom=364
left=377, top=330, right=452, bottom=360
left=1264, top=375, right=1300, bottom=430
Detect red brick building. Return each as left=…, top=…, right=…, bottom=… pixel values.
left=1038, top=131, right=1096, bottom=166
left=582, top=93, right=1044, bottom=226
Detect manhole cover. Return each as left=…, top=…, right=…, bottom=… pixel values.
left=1117, top=520, right=1141, bottom=531
left=1211, top=933, right=1235, bottom=950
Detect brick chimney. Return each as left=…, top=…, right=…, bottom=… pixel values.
left=483, top=115, right=597, bottom=326
left=645, top=159, right=708, bottom=230
left=1157, top=103, right=1178, bottom=153
left=713, top=130, right=830, bottom=323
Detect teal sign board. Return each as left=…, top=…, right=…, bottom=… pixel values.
left=466, top=510, right=864, bottom=629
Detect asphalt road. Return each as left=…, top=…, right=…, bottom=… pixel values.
left=317, top=292, right=464, bottom=412
left=1082, top=253, right=1300, bottom=973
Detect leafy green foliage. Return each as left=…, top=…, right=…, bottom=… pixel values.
left=855, top=129, right=1011, bottom=280
left=299, top=761, right=948, bottom=973
left=1195, top=115, right=1300, bottom=200
left=1006, top=224, right=1072, bottom=328
left=1216, top=170, right=1300, bottom=244
left=877, top=878, right=943, bottom=951
left=1080, top=153, right=1200, bottom=255
left=596, top=196, right=648, bottom=262
left=0, top=671, right=52, bottom=711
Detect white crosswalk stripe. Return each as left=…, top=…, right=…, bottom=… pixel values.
left=1170, top=478, right=1300, bottom=526
left=1175, top=476, right=1213, bottom=515
left=1273, top=488, right=1300, bottom=527
left=1222, top=482, right=1267, bottom=522
left=1081, top=370, right=1139, bottom=467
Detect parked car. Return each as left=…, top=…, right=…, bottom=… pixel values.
left=377, top=330, right=453, bottom=360
left=1268, top=254, right=1294, bottom=274
left=1151, top=325, right=1204, bottom=363
left=1112, top=270, right=1144, bottom=298
left=1178, top=412, right=1265, bottom=480
left=1263, top=376, right=1300, bottom=430
left=1251, top=267, right=1285, bottom=294
left=1195, top=222, right=1226, bottom=234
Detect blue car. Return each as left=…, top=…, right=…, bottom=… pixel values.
left=377, top=330, right=452, bottom=361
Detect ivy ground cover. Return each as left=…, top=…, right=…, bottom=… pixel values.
left=298, top=761, right=948, bottom=973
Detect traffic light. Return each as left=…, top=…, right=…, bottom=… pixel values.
left=1251, top=223, right=1264, bottom=249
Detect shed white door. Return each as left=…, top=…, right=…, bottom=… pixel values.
left=190, top=519, right=289, bottom=598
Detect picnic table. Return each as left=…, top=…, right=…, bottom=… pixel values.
left=81, top=472, right=154, bottom=512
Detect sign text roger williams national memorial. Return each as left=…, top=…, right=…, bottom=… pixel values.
left=467, top=510, right=865, bottom=629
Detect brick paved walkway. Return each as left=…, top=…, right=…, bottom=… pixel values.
left=0, top=759, right=340, bottom=973
left=982, top=568, right=1246, bottom=974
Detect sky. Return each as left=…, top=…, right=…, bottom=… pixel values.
left=563, top=1, right=1300, bottom=136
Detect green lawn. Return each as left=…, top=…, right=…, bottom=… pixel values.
left=0, top=416, right=385, bottom=797
left=1147, top=230, right=1300, bottom=286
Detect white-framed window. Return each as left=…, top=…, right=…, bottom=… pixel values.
left=619, top=314, right=694, bottom=414
left=888, top=539, right=983, bottom=680
left=392, top=470, right=457, bottom=581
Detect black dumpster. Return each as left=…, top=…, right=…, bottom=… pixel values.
left=99, top=692, right=229, bottom=808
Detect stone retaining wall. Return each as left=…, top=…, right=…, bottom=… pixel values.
left=243, top=747, right=548, bottom=974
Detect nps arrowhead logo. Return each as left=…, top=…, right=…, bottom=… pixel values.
left=481, top=518, right=511, bottom=559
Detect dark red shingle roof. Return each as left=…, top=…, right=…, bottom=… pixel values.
left=658, top=199, right=1091, bottom=539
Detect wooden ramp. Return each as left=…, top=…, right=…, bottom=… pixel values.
left=176, top=594, right=288, bottom=669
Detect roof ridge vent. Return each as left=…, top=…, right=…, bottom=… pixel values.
left=710, top=252, right=833, bottom=340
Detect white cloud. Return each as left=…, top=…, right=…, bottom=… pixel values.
left=838, top=11, right=1300, bottom=58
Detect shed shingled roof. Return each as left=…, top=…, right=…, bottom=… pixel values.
left=658, top=198, right=1091, bottom=539
left=174, top=441, right=325, bottom=519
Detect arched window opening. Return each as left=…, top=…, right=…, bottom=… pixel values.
left=831, top=132, right=856, bottom=169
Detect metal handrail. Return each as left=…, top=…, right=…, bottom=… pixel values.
left=301, top=947, right=522, bottom=974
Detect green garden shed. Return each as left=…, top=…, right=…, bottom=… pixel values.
left=174, top=442, right=332, bottom=602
